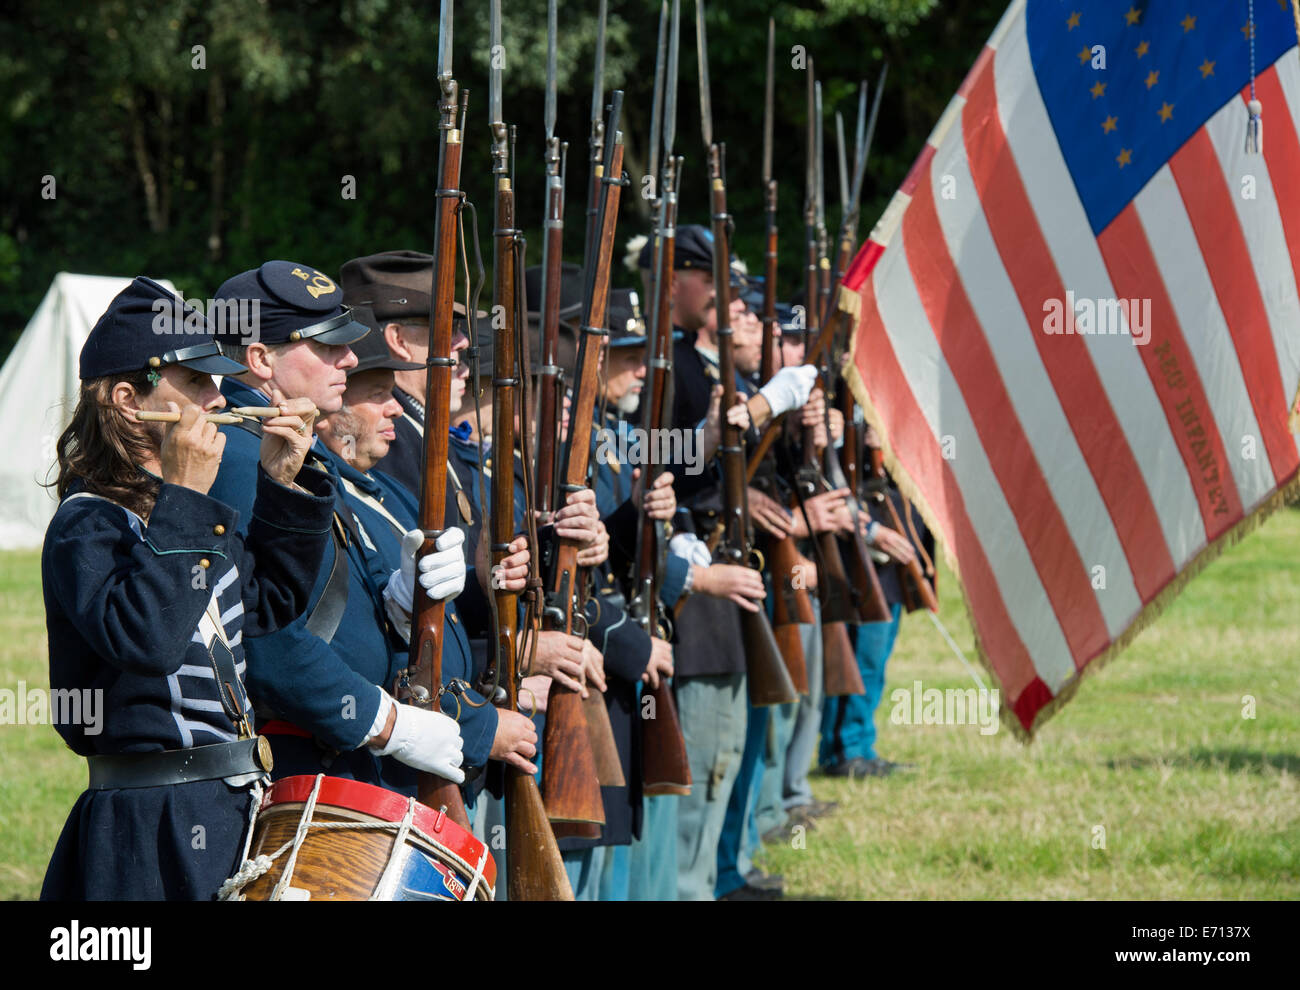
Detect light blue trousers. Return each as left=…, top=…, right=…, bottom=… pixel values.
left=674, top=673, right=747, bottom=900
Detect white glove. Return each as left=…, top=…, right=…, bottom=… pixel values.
left=371, top=693, right=466, bottom=784
left=758, top=364, right=818, bottom=417
left=417, top=526, right=467, bottom=600
left=669, top=531, right=713, bottom=568
left=386, top=527, right=467, bottom=613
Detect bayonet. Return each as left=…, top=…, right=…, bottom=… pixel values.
left=544, top=0, right=557, bottom=141
left=581, top=0, right=610, bottom=316
left=835, top=111, right=849, bottom=223
left=591, top=0, right=608, bottom=130
left=814, top=80, right=826, bottom=235
left=853, top=81, right=867, bottom=179
left=695, top=0, right=712, bottom=150
left=648, top=2, right=668, bottom=188
left=664, top=0, right=680, bottom=158
left=437, top=0, right=453, bottom=79
left=762, top=17, right=774, bottom=189
left=760, top=15, right=777, bottom=384
left=489, top=0, right=504, bottom=149
left=804, top=59, right=816, bottom=228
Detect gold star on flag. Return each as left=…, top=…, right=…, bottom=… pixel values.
left=1078, top=45, right=1092, bottom=64
left=1158, top=102, right=1174, bottom=122
left=1135, top=40, right=1150, bottom=58
left=1067, top=11, right=1080, bottom=30
left=1145, top=70, right=1159, bottom=89
left=1181, top=14, right=1196, bottom=32
left=1125, top=6, right=1141, bottom=26
left=1242, top=23, right=1255, bottom=39
left=1102, top=115, right=1118, bottom=134
left=1091, top=80, right=1106, bottom=98
left=1199, top=59, right=1215, bottom=78
left=1117, top=148, right=1132, bottom=168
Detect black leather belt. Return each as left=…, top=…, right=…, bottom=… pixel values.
left=87, top=737, right=273, bottom=790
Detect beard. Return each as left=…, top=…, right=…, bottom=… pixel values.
left=616, top=389, right=641, bottom=416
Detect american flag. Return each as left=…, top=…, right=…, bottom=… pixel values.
left=843, top=0, right=1300, bottom=736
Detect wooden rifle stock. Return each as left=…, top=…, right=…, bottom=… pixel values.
left=402, top=77, right=470, bottom=829
left=822, top=618, right=865, bottom=697
left=763, top=531, right=811, bottom=694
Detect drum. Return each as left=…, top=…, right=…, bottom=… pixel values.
left=231, top=775, right=496, bottom=901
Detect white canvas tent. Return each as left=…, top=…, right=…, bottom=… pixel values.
left=0, top=273, right=176, bottom=549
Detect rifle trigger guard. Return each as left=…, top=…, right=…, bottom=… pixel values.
left=571, top=608, right=589, bottom=639
left=748, top=548, right=766, bottom=572
left=519, top=686, right=538, bottom=719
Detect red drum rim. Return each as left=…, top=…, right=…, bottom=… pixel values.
left=262, top=775, right=496, bottom=891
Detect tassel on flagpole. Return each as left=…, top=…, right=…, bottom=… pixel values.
left=1246, top=99, right=1263, bottom=154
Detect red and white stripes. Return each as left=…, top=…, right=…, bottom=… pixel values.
left=846, top=0, right=1300, bottom=733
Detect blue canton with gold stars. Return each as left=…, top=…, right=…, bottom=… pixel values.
left=1028, top=0, right=1296, bottom=233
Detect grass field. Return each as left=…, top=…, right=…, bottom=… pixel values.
left=2, top=510, right=1298, bottom=900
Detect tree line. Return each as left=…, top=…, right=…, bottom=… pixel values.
left=0, top=0, right=1003, bottom=357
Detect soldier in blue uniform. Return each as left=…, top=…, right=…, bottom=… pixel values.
left=40, top=277, right=336, bottom=900
left=205, top=261, right=467, bottom=802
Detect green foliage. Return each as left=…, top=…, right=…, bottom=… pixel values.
left=0, top=0, right=1004, bottom=357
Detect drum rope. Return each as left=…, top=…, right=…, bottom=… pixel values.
left=269, top=772, right=327, bottom=900
left=464, top=847, right=489, bottom=902
left=370, top=798, right=418, bottom=901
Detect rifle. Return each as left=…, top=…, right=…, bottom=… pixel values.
left=540, top=89, right=628, bottom=830
left=756, top=17, right=810, bottom=694
left=398, top=0, right=471, bottom=828
left=488, top=0, right=572, bottom=900
left=697, top=0, right=796, bottom=708
left=633, top=0, right=692, bottom=797
left=563, top=0, right=627, bottom=796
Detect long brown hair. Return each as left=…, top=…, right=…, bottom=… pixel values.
left=48, top=370, right=161, bottom=519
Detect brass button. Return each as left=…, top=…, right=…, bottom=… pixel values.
left=199, top=558, right=211, bottom=569
left=213, top=524, right=226, bottom=536
left=450, top=613, right=459, bottom=625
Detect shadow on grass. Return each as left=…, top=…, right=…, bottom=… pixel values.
left=1104, top=748, right=1299, bottom=774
